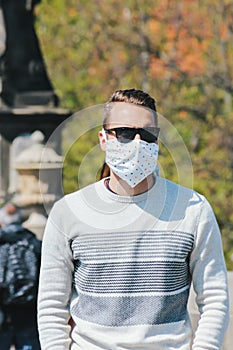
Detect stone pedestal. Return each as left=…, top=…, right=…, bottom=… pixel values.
left=13, top=130, right=64, bottom=226
left=23, top=212, right=47, bottom=240
left=0, top=106, right=70, bottom=205
left=0, top=134, right=10, bottom=203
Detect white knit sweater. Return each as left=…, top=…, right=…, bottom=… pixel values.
left=38, top=177, right=229, bottom=350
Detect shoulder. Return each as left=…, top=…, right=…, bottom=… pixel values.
left=48, top=181, right=103, bottom=225
left=56, top=180, right=102, bottom=208
left=157, top=177, right=215, bottom=227
left=160, top=177, right=205, bottom=205
left=156, top=177, right=212, bottom=223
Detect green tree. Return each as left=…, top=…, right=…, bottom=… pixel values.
left=36, top=0, right=233, bottom=268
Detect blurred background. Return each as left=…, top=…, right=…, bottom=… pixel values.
left=36, top=0, right=233, bottom=269
left=0, top=1, right=232, bottom=348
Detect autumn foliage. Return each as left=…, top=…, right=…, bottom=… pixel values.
left=36, top=0, right=233, bottom=269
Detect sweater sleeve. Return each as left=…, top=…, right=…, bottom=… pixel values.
left=37, top=201, right=74, bottom=350
left=190, top=198, right=229, bottom=350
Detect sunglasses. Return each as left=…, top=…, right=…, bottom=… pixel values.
left=104, top=127, right=160, bottom=143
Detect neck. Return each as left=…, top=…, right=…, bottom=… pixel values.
left=108, top=172, right=155, bottom=196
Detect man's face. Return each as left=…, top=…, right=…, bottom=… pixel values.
left=99, top=102, right=158, bottom=148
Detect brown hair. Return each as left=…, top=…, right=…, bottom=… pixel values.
left=103, top=88, right=157, bottom=127
left=99, top=162, right=110, bottom=179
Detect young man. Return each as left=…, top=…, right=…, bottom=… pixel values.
left=38, top=89, right=229, bottom=350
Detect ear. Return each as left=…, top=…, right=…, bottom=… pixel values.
left=98, top=129, right=107, bottom=151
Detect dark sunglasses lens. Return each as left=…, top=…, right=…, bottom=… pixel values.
left=115, top=128, right=135, bottom=143
left=141, top=129, right=157, bottom=143
left=114, top=127, right=158, bottom=143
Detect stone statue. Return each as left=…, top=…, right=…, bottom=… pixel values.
left=0, top=0, right=58, bottom=107
left=0, top=7, right=6, bottom=56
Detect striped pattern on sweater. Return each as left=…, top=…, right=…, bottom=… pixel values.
left=71, top=230, right=194, bottom=326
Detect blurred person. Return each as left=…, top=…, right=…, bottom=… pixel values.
left=0, top=203, right=21, bottom=228
left=38, top=88, right=229, bottom=350
left=0, top=203, right=41, bottom=350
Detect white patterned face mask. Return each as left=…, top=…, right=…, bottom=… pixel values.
left=104, top=137, right=159, bottom=188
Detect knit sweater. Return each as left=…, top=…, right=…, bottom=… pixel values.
left=37, top=176, right=229, bottom=350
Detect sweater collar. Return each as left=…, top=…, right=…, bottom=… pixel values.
left=99, top=176, right=161, bottom=204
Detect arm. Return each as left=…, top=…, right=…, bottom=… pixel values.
left=190, top=198, right=229, bottom=350
left=37, top=202, right=74, bottom=350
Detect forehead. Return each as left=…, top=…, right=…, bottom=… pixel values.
left=107, top=102, right=157, bottom=127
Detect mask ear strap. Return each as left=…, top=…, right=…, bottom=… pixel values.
left=101, top=128, right=107, bottom=141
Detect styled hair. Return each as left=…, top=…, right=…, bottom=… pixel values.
left=103, top=88, right=157, bottom=126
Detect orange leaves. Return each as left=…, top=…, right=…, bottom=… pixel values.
left=148, top=2, right=213, bottom=78
left=68, top=7, right=78, bottom=18
left=174, top=34, right=206, bottom=76
left=150, top=57, right=167, bottom=80
left=220, top=22, right=230, bottom=41
left=178, top=110, right=188, bottom=120
left=148, top=21, right=160, bottom=34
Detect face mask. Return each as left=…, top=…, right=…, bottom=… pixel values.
left=103, top=132, right=159, bottom=188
